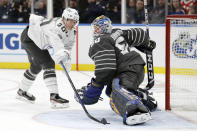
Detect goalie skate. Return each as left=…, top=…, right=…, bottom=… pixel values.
left=50, top=93, right=69, bottom=109
left=126, top=112, right=152, bottom=125
left=16, top=89, right=35, bottom=104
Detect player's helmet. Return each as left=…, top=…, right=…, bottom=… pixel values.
left=62, top=8, right=79, bottom=25
left=91, top=15, right=112, bottom=36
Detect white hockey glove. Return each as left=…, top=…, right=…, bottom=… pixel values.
left=62, top=59, right=72, bottom=72
left=53, top=49, right=70, bottom=63
left=53, top=49, right=71, bottom=72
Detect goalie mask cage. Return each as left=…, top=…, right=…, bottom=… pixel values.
left=165, top=15, right=197, bottom=111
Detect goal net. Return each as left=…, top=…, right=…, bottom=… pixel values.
left=165, top=15, right=197, bottom=111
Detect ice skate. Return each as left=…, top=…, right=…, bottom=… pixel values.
left=126, top=112, right=152, bottom=125
left=50, top=93, right=69, bottom=109
left=16, top=89, right=36, bottom=104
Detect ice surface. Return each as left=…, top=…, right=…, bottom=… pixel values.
left=0, top=69, right=196, bottom=131
left=35, top=110, right=197, bottom=129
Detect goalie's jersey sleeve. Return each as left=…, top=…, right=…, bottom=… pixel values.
left=121, top=28, right=149, bottom=47
left=89, top=35, right=117, bottom=85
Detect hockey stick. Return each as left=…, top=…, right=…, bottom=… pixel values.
left=60, top=61, right=109, bottom=125
left=144, top=0, right=154, bottom=90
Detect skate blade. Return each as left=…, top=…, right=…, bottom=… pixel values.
left=126, top=113, right=152, bottom=125
left=16, top=94, right=35, bottom=104
left=50, top=101, right=69, bottom=109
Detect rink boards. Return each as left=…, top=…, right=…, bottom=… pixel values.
left=0, top=24, right=196, bottom=75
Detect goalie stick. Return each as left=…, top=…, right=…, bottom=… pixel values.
left=60, top=61, right=109, bottom=125
left=144, top=0, right=154, bottom=90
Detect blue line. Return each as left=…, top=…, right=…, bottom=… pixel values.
left=0, top=28, right=25, bottom=30
left=0, top=53, right=26, bottom=55
left=0, top=23, right=28, bottom=26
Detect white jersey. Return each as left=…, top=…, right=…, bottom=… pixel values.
left=27, top=14, right=76, bottom=56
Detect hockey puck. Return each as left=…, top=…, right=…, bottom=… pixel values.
left=101, top=118, right=110, bottom=124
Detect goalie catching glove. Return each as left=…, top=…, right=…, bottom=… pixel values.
left=74, top=78, right=104, bottom=105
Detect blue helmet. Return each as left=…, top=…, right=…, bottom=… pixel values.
left=91, top=15, right=112, bottom=35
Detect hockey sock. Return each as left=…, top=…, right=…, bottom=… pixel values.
left=43, top=68, right=58, bottom=94
left=19, top=69, right=37, bottom=91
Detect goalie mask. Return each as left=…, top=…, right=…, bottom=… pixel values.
left=91, top=15, right=112, bottom=37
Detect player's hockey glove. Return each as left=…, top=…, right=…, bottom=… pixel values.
left=74, top=78, right=104, bottom=105
left=53, top=49, right=71, bottom=72
left=137, top=88, right=157, bottom=112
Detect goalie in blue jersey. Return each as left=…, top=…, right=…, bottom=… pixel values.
left=75, top=15, right=157, bottom=125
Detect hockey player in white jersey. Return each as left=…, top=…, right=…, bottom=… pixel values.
left=16, top=8, right=79, bottom=108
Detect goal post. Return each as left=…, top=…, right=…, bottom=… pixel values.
left=165, top=15, right=197, bottom=111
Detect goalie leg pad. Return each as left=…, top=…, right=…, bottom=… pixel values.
left=110, top=78, right=150, bottom=123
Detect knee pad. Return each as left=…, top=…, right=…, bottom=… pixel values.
left=110, top=78, right=149, bottom=119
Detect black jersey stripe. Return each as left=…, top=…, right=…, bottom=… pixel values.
left=136, top=28, right=141, bottom=46
left=96, top=63, right=116, bottom=66
left=94, top=53, right=115, bottom=59
left=91, top=50, right=115, bottom=59
left=95, top=64, right=116, bottom=70
left=95, top=58, right=116, bottom=62
left=95, top=58, right=116, bottom=65
left=95, top=58, right=116, bottom=70
left=132, top=29, right=137, bottom=44
left=127, top=28, right=148, bottom=47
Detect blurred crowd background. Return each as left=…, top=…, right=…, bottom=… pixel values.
left=0, top=0, right=197, bottom=24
